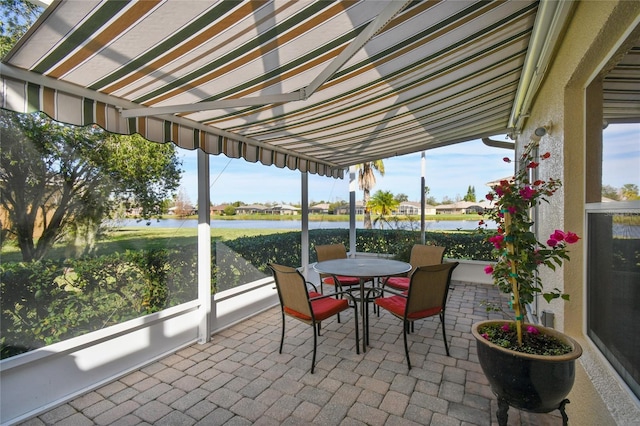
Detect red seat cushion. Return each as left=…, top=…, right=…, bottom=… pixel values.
left=285, top=297, right=348, bottom=321
left=375, top=295, right=442, bottom=319
left=384, top=276, right=410, bottom=291
left=322, top=275, right=361, bottom=286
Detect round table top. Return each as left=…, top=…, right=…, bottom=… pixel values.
left=313, top=258, right=411, bottom=278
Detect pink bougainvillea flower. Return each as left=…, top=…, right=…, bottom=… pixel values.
left=481, top=333, right=489, bottom=340
left=503, top=157, right=512, bottom=163
left=565, top=232, right=580, bottom=244
left=478, top=219, right=485, bottom=226
left=526, top=326, right=540, bottom=335
left=508, top=206, right=517, bottom=215
left=527, top=161, right=540, bottom=169
left=519, top=186, right=535, bottom=200
left=489, top=234, right=504, bottom=249
left=501, top=324, right=510, bottom=332
left=547, top=238, right=559, bottom=247
left=484, top=265, right=494, bottom=275
left=551, top=230, right=566, bottom=241
left=541, top=152, right=551, bottom=159
left=486, top=193, right=494, bottom=201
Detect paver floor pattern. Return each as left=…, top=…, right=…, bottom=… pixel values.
left=19, top=282, right=565, bottom=425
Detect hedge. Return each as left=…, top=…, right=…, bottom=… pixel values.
left=1, top=229, right=493, bottom=358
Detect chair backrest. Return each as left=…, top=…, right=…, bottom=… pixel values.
left=408, top=244, right=445, bottom=275
left=405, top=262, right=458, bottom=317
left=268, top=263, right=312, bottom=318
left=315, top=243, right=349, bottom=281
left=315, top=243, right=349, bottom=262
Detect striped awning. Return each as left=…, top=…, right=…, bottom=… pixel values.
left=1, top=0, right=572, bottom=178
left=603, top=46, right=640, bottom=124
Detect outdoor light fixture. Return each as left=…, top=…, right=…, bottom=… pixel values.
left=530, top=122, right=552, bottom=142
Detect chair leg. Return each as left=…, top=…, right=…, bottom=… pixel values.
left=335, top=282, right=342, bottom=323
left=311, top=323, right=318, bottom=374
left=440, top=312, right=450, bottom=356
left=279, top=312, right=285, bottom=354
left=403, top=320, right=412, bottom=370
left=317, top=323, right=321, bottom=336
left=353, top=303, right=360, bottom=355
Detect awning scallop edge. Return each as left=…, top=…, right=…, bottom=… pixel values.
left=0, top=66, right=344, bottom=179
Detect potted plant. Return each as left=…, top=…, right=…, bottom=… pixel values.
left=472, top=139, right=582, bottom=426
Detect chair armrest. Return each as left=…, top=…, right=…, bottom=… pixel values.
left=309, top=290, right=357, bottom=305
left=366, top=286, right=406, bottom=299
left=305, top=281, right=319, bottom=293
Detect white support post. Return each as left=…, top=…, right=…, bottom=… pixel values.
left=421, top=152, right=426, bottom=244
left=301, top=172, right=309, bottom=277
left=197, top=149, right=211, bottom=344
left=349, top=166, right=357, bottom=256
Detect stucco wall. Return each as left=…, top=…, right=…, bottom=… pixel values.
left=519, top=1, right=640, bottom=423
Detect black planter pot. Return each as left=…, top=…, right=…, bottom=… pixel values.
left=471, top=320, right=583, bottom=426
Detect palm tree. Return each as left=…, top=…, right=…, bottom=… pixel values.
left=356, top=160, right=385, bottom=229
left=368, top=190, right=400, bottom=229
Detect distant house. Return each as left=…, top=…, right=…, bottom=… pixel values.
left=334, top=200, right=366, bottom=215
left=210, top=204, right=228, bottom=215
left=235, top=204, right=267, bottom=214
left=435, top=201, right=488, bottom=215
left=309, top=203, right=330, bottom=214
left=265, top=204, right=300, bottom=215
left=168, top=205, right=196, bottom=216
left=395, top=201, right=437, bottom=215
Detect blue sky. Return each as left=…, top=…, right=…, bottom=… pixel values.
left=177, top=123, right=639, bottom=205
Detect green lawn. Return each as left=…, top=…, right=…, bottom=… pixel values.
left=0, top=227, right=292, bottom=263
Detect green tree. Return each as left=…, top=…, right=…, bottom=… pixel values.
left=0, top=111, right=181, bottom=261
left=328, top=200, right=347, bottom=214
left=621, top=184, right=640, bottom=200
left=601, top=184, right=620, bottom=200
left=394, top=193, right=408, bottom=203
left=356, top=160, right=385, bottom=229
left=223, top=205, right=237, bottom=215
left=463, top=185, right=476, bottom=202
left=367, top=190, right=400, bottom=229
left=0, top=0, right=42, bottom=58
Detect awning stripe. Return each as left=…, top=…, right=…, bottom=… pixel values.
left=95, top=0, right=252, bottom=93
left=201, top=2, right=535, bottom=129
left=33, top=1, right=133, bottom=74
left=229, top=36, right=528, bottom=140
left=134, top=1, right=346, bottom=105
left=47, top=1, right=162, bottom=79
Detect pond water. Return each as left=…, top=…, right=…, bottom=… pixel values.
left=117, top=218, right=492, bottom=231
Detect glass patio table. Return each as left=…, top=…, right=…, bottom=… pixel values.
left=313, top=258, right=411, bottom=352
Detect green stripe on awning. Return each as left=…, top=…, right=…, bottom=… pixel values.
left=33, top=1, right=131, bottom=74
left=88, top=1, right=243, bottom=91
left=133, top=1, right=334, bottom=104
left=83, top=98, right=94, bottom=125
left=26, top=82, right=39, bottom=112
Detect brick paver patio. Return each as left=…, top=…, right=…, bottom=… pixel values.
left=18, top=282, right=571, bottom=425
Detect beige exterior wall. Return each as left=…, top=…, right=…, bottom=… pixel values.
left=517, top=1, right=640, bottom=424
